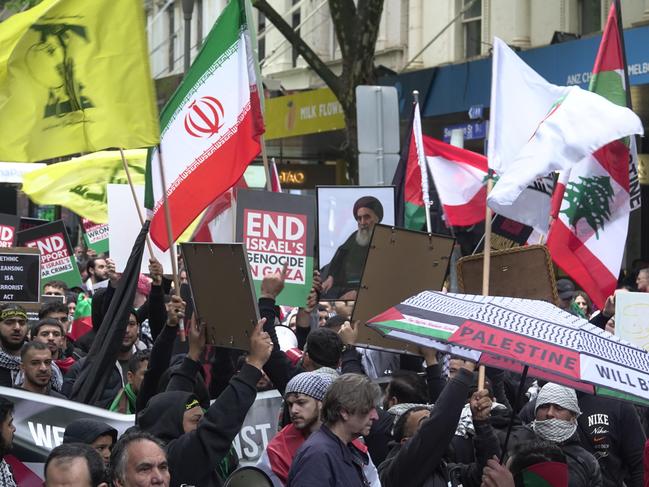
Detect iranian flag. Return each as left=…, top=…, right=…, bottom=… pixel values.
left=424, top=136, right=488, bottom=227
left=393, top=101, right=430, bottom=230
left=547, top=2, right=635, bottom=309
left=145, top=0, right=263, bottom=251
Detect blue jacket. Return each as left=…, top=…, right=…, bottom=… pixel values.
left=287, top=425, right=370, bottom=487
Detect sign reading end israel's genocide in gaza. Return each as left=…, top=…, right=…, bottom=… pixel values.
left=236, top=190, right=316, bottom=307
left=0, top=247, right=40, bottom=303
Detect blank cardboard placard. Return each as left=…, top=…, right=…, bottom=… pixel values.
left=107, top=184, right=172, bottom=273
left=456, top=245, right=558, bottom=304
left=181, top=243, right=259, bottom=350
left=352, top=224, right=455, bottom=353
left=615, top=291, right=649, bottom=351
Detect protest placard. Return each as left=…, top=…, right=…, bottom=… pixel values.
left=0, top=213, right=19, bottom=248
left=16, top=220, right=82, bottom=289
left=236, top=190, right=315, bottom=306
left=81, top=218, right=109, bottom=254
left=107, top=184, right=172, bottom=273
left=615, top=291, right=649, bottom=351
left=181, top=242, right=259, bottom=350
left=0, top=247, right=40, bottom=303
left=317, top=186, right=395, bottom=299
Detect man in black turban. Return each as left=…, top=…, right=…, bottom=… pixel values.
left=321, top=196, right=384, bottom=299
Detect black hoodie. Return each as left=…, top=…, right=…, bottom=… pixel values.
left=138, top=363, right=261, bottom=487
left=63, top=419, right=117, bottom=445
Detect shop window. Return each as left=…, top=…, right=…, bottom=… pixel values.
left=580, top=0, right=602, bottom=35
left=462, top=0, right=482, bottom=58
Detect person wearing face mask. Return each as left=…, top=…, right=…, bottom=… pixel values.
left=508, top=383, right=602, bottom=487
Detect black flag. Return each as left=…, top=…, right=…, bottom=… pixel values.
left=70, top=221, right=150, bottom=406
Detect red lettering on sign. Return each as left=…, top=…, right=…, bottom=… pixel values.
left=450, top=320, right=580, bottom=379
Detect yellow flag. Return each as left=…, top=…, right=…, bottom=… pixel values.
left=22, top=150, right=147, bottom=223
left=0, top=0, right=159, bottom=162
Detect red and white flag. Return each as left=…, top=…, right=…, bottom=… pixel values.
left=547, top=3, right=636, bottom=308
left=191, top=176, right=248, bottom=243
left=145, top=0, right=264, bottom=250
left=423, top=136, right=488, bottom=227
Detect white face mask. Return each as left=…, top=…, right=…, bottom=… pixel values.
left=532, top=418, right=577, bottom=443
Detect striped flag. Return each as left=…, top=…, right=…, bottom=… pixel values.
left=191, top=176, right=247, bottom=243
left=144, top=0, right=264, bottom=251
left=547, top=2, right=636, bottom=309
left=392, top=102, right=429, bottom=230
left=423, top=136, right=488, bottom=227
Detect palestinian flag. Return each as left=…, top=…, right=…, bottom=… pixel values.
left=393, top=101, right=429, bottom=230
left=69, top=294, right=92, bottom=340
left=423, top=136, right=488, bottom=227
left=145, top=0, right=264, bottom=251
left=547, top=2, right=633, bottom=309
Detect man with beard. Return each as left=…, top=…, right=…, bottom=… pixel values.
left=508, top=383, right=601, bottom=487
left=0, top=304, right=29, bottom=388
left=321, top=196, right=383, bottom=299
left=63, top=311, right=145, bottom=407
left=287, top=373, right=382, bottom=487
left=0, top=398, right=16, bottom=486
left=18, top=342, right=66, bottom=398
left=258, top=372, right=335, bottom=485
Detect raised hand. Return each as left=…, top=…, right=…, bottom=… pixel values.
left=166, top=294, right=186, bottom=327
left=260, top=263, right=288, bottom=299
left=187, top=314, right=206, bottom=362
left=246, top=318, right=273, bottom=370
left=149, top=258, right=163, bottom=286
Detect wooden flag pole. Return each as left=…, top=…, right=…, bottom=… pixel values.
left=478, top=171, right=495, bottom=390
left=118, top=148, right=156, bottom=257
left=156, top=145, right=186, bottom=341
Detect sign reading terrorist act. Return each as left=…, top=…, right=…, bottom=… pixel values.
left=0, top=247, right=40, bottom=303
left=236, top=190, right=316, bottom=307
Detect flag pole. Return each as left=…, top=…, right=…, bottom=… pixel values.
left=118, top=148, right=156, bottom=258
left=156, top=145, right=186, bottom=341
left=412, top=91, right=433, bottom=234
left=478, top=170, right=495, bottom=390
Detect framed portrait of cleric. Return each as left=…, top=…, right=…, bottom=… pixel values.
left=316, top=185, right=395, bottom=300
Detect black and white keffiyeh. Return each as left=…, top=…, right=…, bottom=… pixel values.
left=0, top=458, right=17, bottom=487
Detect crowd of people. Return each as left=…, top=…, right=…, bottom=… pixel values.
left=1, top=241, right=649, bottom=487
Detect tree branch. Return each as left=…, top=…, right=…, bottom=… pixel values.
left=328, top=0, right=356, bottom=61
left=252, top=0, right=341, bottom=96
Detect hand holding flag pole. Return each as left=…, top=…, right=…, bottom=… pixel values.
left=157, top=145, right=186, bottom=342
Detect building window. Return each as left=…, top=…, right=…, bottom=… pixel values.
left=196, top=0, right=203, bottom=49
left=462, top=0, right=482, bottom=58
left=258, top=12, right=266, bottom=61
left=580, top=0, right=602, bottom=35
left=291, top=0, right=301, bottom=67
left=167, top=3, right=175, bottom=73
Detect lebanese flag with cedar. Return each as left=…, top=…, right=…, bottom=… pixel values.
left=547, top=2, right=631, bottom=309
left=145, top=0, right=263, bottom=250
left=423, top=136, right=488, bottom=226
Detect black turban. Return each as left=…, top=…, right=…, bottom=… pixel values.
left=353, top=196, right=384, bottom=222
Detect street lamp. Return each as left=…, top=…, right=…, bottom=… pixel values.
left=181, top=0, right=195, bottom=74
